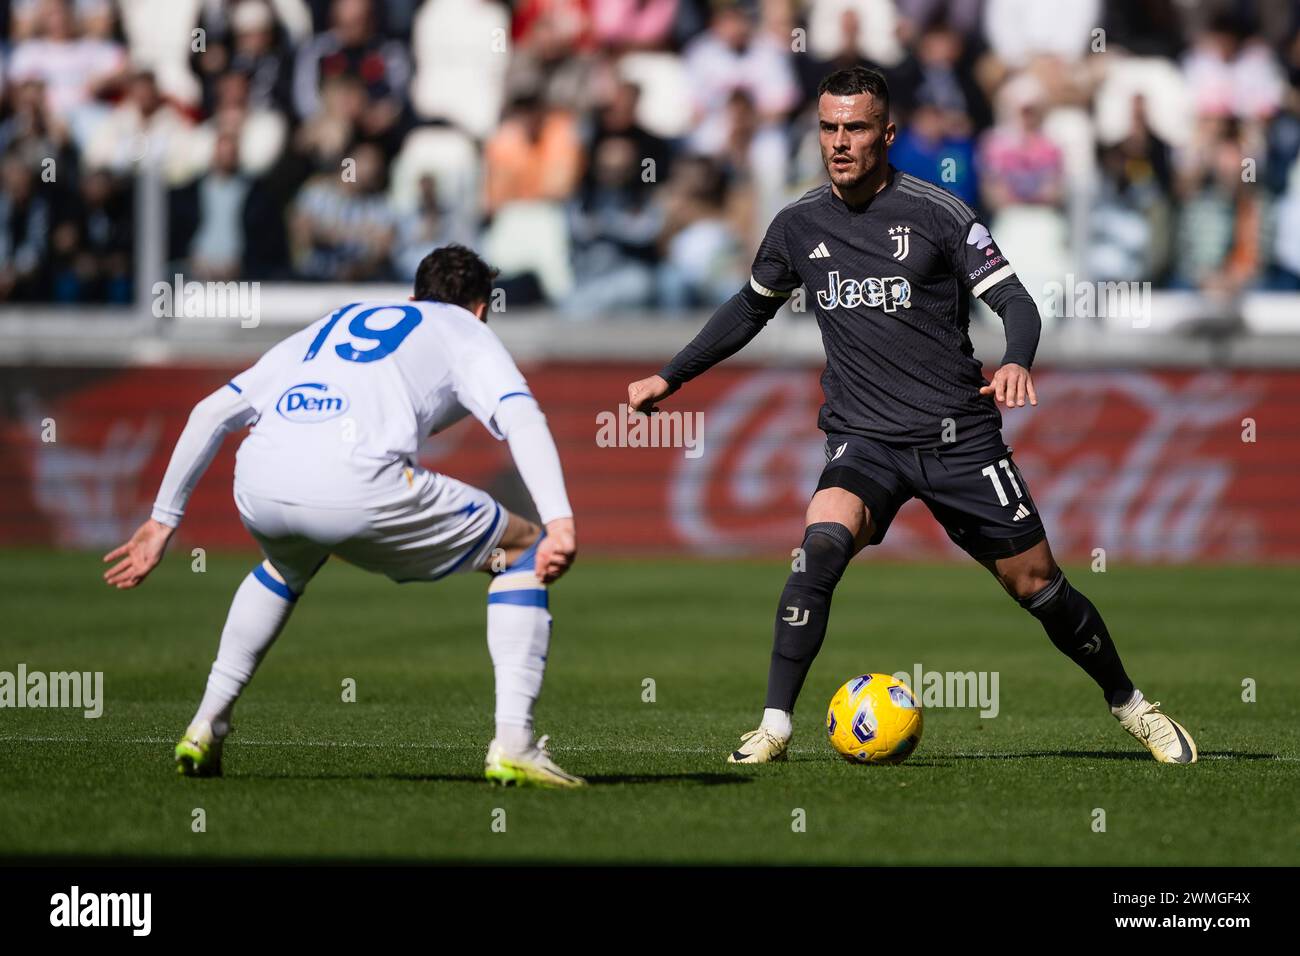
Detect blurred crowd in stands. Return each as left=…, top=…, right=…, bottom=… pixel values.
left=1, top=0, right=1300, bottom=314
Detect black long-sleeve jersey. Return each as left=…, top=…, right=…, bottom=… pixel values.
left=660, top=167, right=1041, bottom=448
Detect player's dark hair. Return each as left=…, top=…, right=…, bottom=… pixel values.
left=817, top=66, right=891, bottom=115
left=412, top=244, right=499, bottom=312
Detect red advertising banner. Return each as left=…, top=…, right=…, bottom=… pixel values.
left=1, top=363, right=1296, bottom=561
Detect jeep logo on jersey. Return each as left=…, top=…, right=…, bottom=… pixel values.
left=816, top=270, right=912, bottom=312
left=275, top=382, right=350, bottom=422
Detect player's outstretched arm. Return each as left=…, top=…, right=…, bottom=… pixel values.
left=979, top=363, right=1038, bottom=409
left=535, top=516, right=576, bottom=584
left=493, top=395, right=577, bottom=584
left=102, top=385, right=256, bottom=589
left=627, top=283, right=784, bottom=412
left=102, top=518, right=174, bottom=590
left=978, top=277, right=1042, bottom=411
left=627, top=374, right=673, bottom=415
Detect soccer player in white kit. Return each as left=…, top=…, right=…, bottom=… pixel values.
left=102, top=245, right=586, bottom=787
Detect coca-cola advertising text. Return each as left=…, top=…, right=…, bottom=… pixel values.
left=1, top=363, right=1295, bottom=562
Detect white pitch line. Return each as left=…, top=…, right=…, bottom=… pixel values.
left=0, top=734, right=716, bottom=754
left=1, top=736, right=1296, bottom=761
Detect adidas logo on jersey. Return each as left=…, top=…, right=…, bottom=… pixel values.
left=1012, top=503, right=1031, bottom=521
left=808, top=242, right=831, bottom=259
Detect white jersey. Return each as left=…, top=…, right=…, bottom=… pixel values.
left=230, top=300, right=530, bottom=507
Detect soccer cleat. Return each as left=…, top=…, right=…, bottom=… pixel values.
left=174, top=720, right=224, bottom=777
left=484, top=735, right=586, bottom=788
left=1112, top=691, right=1198, bottom=764
left=727, top=727, right=790, bottom=764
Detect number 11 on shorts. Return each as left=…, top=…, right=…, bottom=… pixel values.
left=981, top=459, right=1022, bottom=506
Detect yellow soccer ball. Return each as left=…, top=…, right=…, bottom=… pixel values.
left=826, top=673, right=923, bottom=764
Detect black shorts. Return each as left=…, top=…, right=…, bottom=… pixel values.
left=816, top=429, right=1046, bottom=561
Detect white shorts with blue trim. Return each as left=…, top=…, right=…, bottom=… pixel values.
left=233, top=468, right=507, bottom=596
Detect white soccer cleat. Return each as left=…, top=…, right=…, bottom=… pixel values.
left=1112, top=691, right=1198, bottom=764
left=484, top=735, right=587, bottom=788
left=727, top=727, right=790, bottom=764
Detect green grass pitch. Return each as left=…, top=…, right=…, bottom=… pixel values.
left=1, top=549, right=1296, bottom=865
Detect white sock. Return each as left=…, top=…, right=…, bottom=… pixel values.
left=1110, top=688, right=1143, bottom=717
left=192, top=565, right=296, bottom=738
left=487, top=565, right=551, bottom=756
left=495, top=724, right=534, bottom=756
left=760, top=707, right=793, bottom=739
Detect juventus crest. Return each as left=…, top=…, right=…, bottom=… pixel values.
left=888, top=225, right=910, bottom=261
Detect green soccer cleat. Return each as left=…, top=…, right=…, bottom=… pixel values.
left=174, top=720, right=224, bottom=777
left=484, top=735, right=586, bottom=789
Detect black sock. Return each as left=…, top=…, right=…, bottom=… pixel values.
left=1019, top=571, right=1134, bottom=707
left=765, top=522, right=855, bottom=712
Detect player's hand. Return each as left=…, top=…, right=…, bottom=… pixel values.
left=979, top=363, right=1038, bottom=410
left=627, top=374, right=675, bottom=415
left=537, top=517, right=576, bottom=584
left=102, top=518, right=174, bottom=590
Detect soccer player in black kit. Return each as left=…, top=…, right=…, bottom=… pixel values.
left=626, top=67, right=1197, bottom=765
